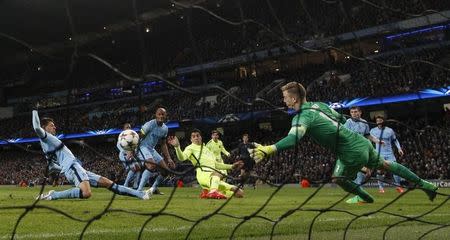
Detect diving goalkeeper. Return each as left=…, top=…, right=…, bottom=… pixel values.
left=248, top=82, right=437, bottom=203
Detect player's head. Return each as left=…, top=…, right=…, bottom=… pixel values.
left=190, top=128, right=202, bottom=145
left=281, top=82, right=306, bottom=110
left=123, top=123, right=131, bottom=130
left=41, top=117, right=56, bottom=135
left=242, top=133, right=249, bottom=143
left=349, top=106, right=362, bottom=119
left=211, top=130, right=220, bottom=141
left=375, top=116, right=385, bottom=127
left=155, top=107, right=167, bottom=125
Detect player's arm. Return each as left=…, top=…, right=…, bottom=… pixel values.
left=392, top=131, right=404, bottom=156
left=364, top=123, right=381, bottom=144
left=160, top=137, right=175, bottom=168
left=369, top=129, right=382, bottom=145
left=249, top=125, right=307, bottom=163
left=331, top=108, right=346, bottom=125
left=367, top=135, right=382, bottom=144
left=344, top=118, right=351, bottom=128
left=32, top=110, right=46, bottom=139
left=215, top=161, right=243, bottom=171
left=220, top=141, right=231, bottom=157
left=167, top=136, right=189, bottom=162
left=205, top=140, right=213, bottom=151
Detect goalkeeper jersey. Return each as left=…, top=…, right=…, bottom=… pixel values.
left=290, top=102, right=369, bottom=156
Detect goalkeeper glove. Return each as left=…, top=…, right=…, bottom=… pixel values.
left=248, top=145, right=277, bottom=163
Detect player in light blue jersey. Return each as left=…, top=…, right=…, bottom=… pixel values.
left=370, top=116, right=405, bottom=193
left=136, top=108, right=175, bottom=194
left=33, top=110, right=150, bottom=200
left=344, top=106, right=382, bottom=204
left=117, top=123, right=141, bottom=189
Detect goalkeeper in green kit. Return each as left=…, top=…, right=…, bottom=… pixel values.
left=249, top=82, right=438, bottom=203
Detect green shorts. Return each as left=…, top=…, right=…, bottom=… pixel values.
left=333, top=139, right=383, bottom=179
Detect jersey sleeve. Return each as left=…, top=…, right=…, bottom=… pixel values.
left=140, top=120, right=156, bottom=136
left=215, top=161, right=233, bottom=170
left=32, top=110, right=47, bottom=139
left=116, top=141, right=124, bottom=152
left=369, top=128, right=377, bottom=138
left=163, top=127, right=168, bottom=138
left=363, top=122, right=370, bottom=136
left=220, top=141, right=230, bottom=157
left=205, top=141, right=213, bottom=151
left=293, top=112, right=313, bottom=128
left=330, top=108, right=346, bottom=125
left=274, top=114, right=308, bottom=151
left=391, top=129, right=401, bottom=150
left=175, top=145, right=192, bottom=162
left=344, top=118, right=351, bottom=128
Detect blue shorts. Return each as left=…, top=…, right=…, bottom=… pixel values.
left=136, top=146, right=163, bottom=164
left=119, top=153, right=141, bottom=171
left=64, top=162, right=101, bottom=187
left=381, top=154, right=396, bottom=162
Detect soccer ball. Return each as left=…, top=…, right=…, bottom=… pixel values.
left=118, top=129, right=139, bottom=151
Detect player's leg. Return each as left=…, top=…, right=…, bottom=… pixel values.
left=353, top=171, right=365, bottom=185
left=196, top=171, right=226, bottom=199
left=239, top=157, right=254, bottom=183
left=133, top=170, right=141, bottom=189
left=376, top=169, right=385, bottom=193
left=219, top=181, right=244, bottom=198
left=149, top=150, right=166, bottom=194
left=136, top=147, right=157, bottom=191
left=149, top=174, right=164, bottom=194
left=385, top=156, right=404, bottom=192
left=124, top=168, right=135, bottom=187
left=378, top=159, right=437, bottom=200
left=333, top=157, right=375, bottom=204
left=94, top=172, right=149, bottom=200
left=39, top=163, right=91, bottom=200
left=206, top=172, right=228, bottom=199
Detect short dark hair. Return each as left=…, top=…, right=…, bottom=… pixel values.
left=349, top=106, right=361, bottom=111
left=281, top=82, right=306, bottom=100
left=155, top=105, right=167, bottom=113
left=375, top=116, right=384, bottom=120
left=190, top=128, right=202, bottom=136
left=211, top=130, right=219, bottom=135
left=242, top=133, right=249, bottom=137
left=123, top=123, right=131, bottom=130
left=41, top=117, right=54, bottom=128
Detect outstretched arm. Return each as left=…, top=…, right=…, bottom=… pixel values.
left=274, top=125, right=307, bottom=151
left=167, top=136, right=189, bottom=162
left=161, top=139, right=175, bottom=168
left=220, top=142, right=230, bottom=157
left=249, top=125, right=307, bottom=163
left=32, top=110, right=46, bottom=139
left=392, top=132, right=403, bottom=156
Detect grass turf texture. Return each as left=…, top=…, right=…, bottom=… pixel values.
left=0, top=186, right=449, bottom=240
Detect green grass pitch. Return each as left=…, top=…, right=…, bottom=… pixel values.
left=1, top=185, right=449, bottom=240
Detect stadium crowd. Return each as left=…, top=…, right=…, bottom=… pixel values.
left=1, top=114, right=448, bottom=186
left=1, top=44, right=449, bottom=139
